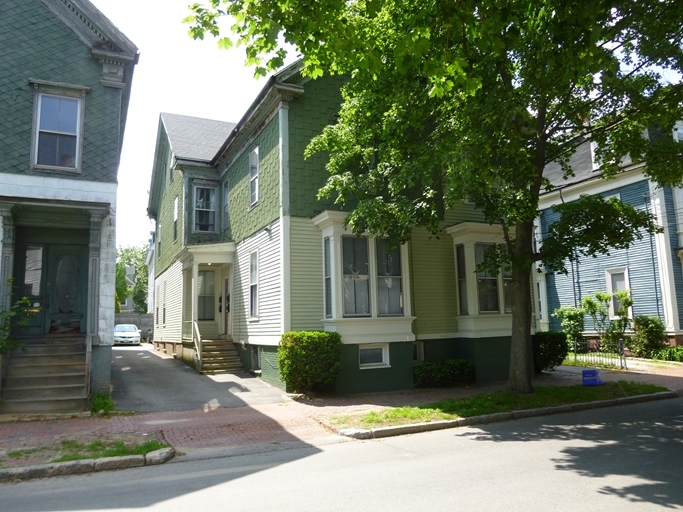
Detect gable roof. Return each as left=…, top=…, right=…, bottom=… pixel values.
left=42, top=0, right=138, bottom=61
left=160, top=113, right=236, bottom=163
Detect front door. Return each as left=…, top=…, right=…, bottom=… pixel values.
left=17, top=244, right=88, bottom=336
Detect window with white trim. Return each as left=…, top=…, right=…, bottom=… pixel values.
left=194, top=185, right=216, bottom=232
left=222, top=181, right=230, bottom=233
left=315, top=211, right=411, bottom=323
left=456, top=244, right=468, bottom=315
left=673, top=122, right=683, bottom=143
left=33, top=93, right=83, bottom=171
left=475, top=244, right=499, bottom=313
left=339, top=236, right=405, bottom=317
left=376, top=239, right=403, bottom=315
left=249, top=251, right=259, bottom=317
left=323, top=237, right=332, bottom=318
left=249, top=147, right=259, bottom=207
left=342, top=236, right=370, bottom=316
left=606, top=267, right=630, bottom=319
left=359, top=343, right=389, bottom=368
left=447, top=223, right=514, bottom=318
left=173, top=196, right=178, bottom=242
left=197, top=270, right=215, bottom=321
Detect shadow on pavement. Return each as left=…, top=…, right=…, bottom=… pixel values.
left=458, top=396, right=683, bottom=509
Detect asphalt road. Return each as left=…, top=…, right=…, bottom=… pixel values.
left=110, top=344, right=288, bottom=412
left=4, top=396, right=683, bottom=511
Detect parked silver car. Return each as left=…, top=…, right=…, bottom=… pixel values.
left=113, top=324, right=141, bottom=345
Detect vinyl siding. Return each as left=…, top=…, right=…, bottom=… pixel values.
left=153, top=262, right=183, bottom=343
left=664, top=186, right=683, bottom=329
left=289, top=217, right=325, bottom=331
left=543, top=179, right=665, bottom=331
left=233, top=219, right=283, bottom=345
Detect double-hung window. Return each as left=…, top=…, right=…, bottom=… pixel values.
left=606, top=267, right=630, bottom=319
left=194, top=186, right=216, bottom=232
left=173, top=197, right=178, bottom=242
left=222, top=181, right=230, bottom=234
left=323, top=237, right=332, bottom=318
left=34, top=93, right=82, bottom=171
left=447, top=223, right=514, bottom=319
left=323, top=231, right=406, bottom=319
left=342, top=236, right=371, bottom=316
left=475, top=244, right=499, bottom=313
left=249, top=148, right=259, bottom=207
left=249, top=251, right=259, bottom=317
left=376, top=239, right=402, bottom=315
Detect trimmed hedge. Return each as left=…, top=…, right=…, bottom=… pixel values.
left=277, top=331, right=343, bottom=393
left=414, top=359, right=475, bottom=387
left=533, top=331, right=569, bottom=373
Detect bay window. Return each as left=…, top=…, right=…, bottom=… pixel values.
left=447, top=222, right=514, bottom=337
left=314, top=211, right=414, bottom=345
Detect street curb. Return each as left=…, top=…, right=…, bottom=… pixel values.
left=339, top=390, right=678, bottom=440
left=0, top=447, right=175, bottom=483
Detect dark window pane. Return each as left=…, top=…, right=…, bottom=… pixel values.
left=40, top=96, right=78, bottom=133
left=359, top=347, right=384, bottom=365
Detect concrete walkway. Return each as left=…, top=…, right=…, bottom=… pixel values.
left=2, top=347, right=683, bottom=470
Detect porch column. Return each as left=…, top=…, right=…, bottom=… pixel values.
left=192, top=262, right=199, bottom=324
left=87, top=213, right=103, bottom=345
left=0, top=205, right=15, bottom=311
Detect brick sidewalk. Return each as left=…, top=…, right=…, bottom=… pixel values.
left=1, top=360, right=682, bottom=468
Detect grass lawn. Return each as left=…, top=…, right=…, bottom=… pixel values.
left=329, top=381, right=667, bottom=430
left=0, top=434, right=167, bottom=468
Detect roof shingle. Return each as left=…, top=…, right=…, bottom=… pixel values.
left=161, top=113, right=236, bottom=162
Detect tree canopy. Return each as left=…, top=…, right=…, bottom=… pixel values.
left=116, top=245, right=149, bottom=314
left=186, top=0, right=683, bottom=392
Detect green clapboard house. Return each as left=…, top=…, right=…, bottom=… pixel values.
left=0, top=0, right=138, bottom=414
left=148, top=61, right=518, bottom=393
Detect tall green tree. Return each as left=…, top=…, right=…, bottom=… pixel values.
left=116, top=245, right=149, bottom=314
left=187, top=0, right=683, bottom=392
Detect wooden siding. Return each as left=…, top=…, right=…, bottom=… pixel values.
left=222, top=117, right=281, bottom=244
left=543, top=180, right=665, bottom=331
left=410, top=226, right=459, bottom=336
left=153, top=262, right=183, bottom=343
left=289, top=217, right=325, bottom=331
left=287, top=76, right=346, bottom=217
left=232, top=219, right=283, bottom=345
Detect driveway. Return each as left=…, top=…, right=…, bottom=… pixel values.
left=111, top=344, right=290, bottom=413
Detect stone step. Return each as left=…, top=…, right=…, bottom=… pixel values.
left=2, top=384, right=86, bottom=400
left=0, top=397, right=88, bottom=415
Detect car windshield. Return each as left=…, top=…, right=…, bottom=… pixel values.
left=115, top=325, right=138, bottom=332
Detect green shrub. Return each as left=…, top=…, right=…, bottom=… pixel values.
left=277, top=331, right=343, bottom=393
left=533, top=331, right=569, bottom=373
left=631, top=315, right=667, bottom=357
left=89, top=391, right=115, bottom=414
left=650, top=346, right=683, bottom=362
left=413, top=359, right=475, bottom=387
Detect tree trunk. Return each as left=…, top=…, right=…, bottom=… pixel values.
left=507, top=221, right=535, bottom=393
